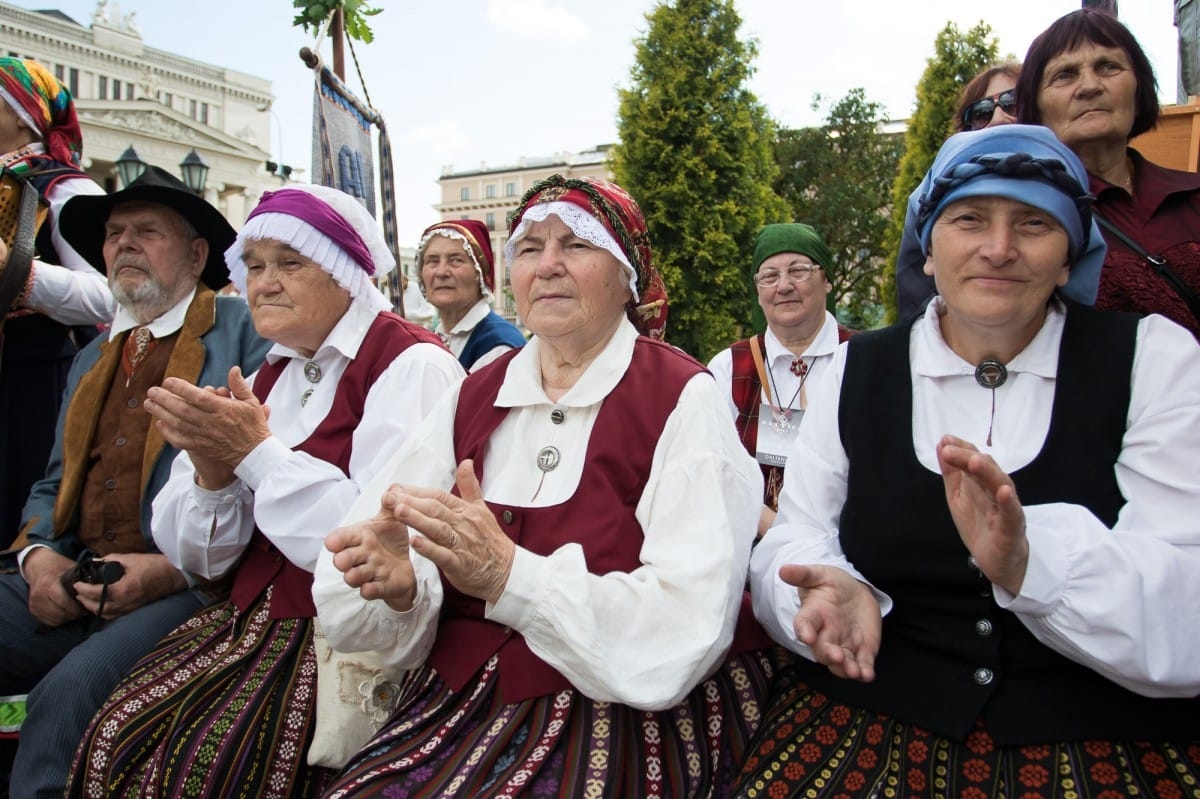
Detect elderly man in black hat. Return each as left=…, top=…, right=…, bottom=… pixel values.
left=0, top=166, right=269, bottom=799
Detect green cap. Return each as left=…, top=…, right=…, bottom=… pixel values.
left=752, top=223, right=835, bottom=279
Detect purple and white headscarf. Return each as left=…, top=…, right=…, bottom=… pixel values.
left=226, top=184, right=394, bottom=313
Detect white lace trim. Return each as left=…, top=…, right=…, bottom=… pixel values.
left=504, top=201, right=639, bottom=301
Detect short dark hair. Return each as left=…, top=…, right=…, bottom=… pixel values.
left=954, top=62, right=1022, bottom=133
left=1016, top=8, right=1159, bottom=140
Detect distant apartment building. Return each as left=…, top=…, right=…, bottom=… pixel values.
left=436, top=144, right=613, bottom=318
left=0, top=0, right=285, bottom=225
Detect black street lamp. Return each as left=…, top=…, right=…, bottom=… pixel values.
left=115, top=145, right=146, bottom=188
left=179, top=149, right=209, bottom=195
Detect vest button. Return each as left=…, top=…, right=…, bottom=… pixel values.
left=502, top=626, right=513, bottom=636
left=126, top=398, right=139, bottom=409
left=973, top=667, right=994, bottom=685
left=115, top=437, right=127, bottom=446
left=975, top=619, right=993, bottom=637
left=103, top=529, right=117, bottom=541
left=104, top=479, right=117, bottom=490
left=502, top=510, right=513, bottom=524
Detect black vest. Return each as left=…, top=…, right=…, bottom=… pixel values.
left=793, top=306, right=1199, bottom=744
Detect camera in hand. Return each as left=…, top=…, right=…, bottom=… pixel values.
left=60, top=558, right=125, bottom=600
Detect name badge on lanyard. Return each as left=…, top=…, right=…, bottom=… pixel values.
left=756, top=404, right=803, bottom=467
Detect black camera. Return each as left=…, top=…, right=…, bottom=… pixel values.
left=60, top=558, right=125, bottom=600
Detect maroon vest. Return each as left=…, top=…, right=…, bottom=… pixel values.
left=729, top=325, right=855, bottom=510
left=229, top=311, right=444, bottom=618
left=430, top=337, right=767, bottom=704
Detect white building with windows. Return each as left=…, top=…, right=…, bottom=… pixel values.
left=0, top=0, right=286, bottom=224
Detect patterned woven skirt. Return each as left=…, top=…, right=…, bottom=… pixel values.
left=323, top=648, right=783, bottom=799
left=67, top=588, right=333, bottom=799
left=733, top=676, right=1200, bottom=799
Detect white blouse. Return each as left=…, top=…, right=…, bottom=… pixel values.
left=707, top=310, right=843, bottom=418
left=312, top=318, right=763, bottom=711
left=151, top=300, right=465, bottom=577
left=752, top=299, right=1200, bottom=698
left=23, top=149, right=114, bottom=326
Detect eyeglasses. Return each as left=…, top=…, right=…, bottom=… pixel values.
left=962, top=89, right=1017, bottom=131
left=753, top=265, right=821, bottom=288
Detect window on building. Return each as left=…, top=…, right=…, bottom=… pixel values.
left=190, top=99, right=198, bottom=118
left=485, top=212, right=496, bottom=230
left=112, top=79, right=121, bottom=99
left=505, top=182, right=517, bottom=197
left=162, top=92, right=173, bottom=108
left=97, top=76, right=107, bottom=100
left=460, top=187, right=470, bottom=201
left=485, top=184, right=496, bottom=199
left=67, top=68, right=78, bottom=97
left=53, top=64, right=64, bottom=81
left=200, top=102, right=209, bottom=124
left=126, top=83, right=134, bottom=100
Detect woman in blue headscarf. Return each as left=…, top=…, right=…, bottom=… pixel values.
left=736, top=125, right=1200, bottom=798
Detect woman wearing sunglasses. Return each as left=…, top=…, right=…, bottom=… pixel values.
left=897, top=64, right=1023, bottom=319
left=954, top=62, right=1021, bottom=133
left=1017, top=8, right=1200, bottom=339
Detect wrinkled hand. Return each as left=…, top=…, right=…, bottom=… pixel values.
left=395, top=460, right=515, bottom=606
left=782, top=563, right=881, bottom=682
left=70, top=552, right=187, bottom=619
left=145, top=366, right=271, bottom=488
left=326, top=491, right=418, bottom=612
left=23, top=548, right=88, bottom=627
left=936, top=434, right=1028, bottom=595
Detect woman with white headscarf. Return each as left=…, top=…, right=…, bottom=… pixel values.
left=67, top=184, right=464, bottom=798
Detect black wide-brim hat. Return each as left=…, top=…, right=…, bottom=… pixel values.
left=58, top=165, right=234, bottom=290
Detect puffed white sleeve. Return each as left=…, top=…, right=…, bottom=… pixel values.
left=999, top=315, right=1200, bottom=697
left=485, top=372, right=763, bottom=710
left=749, top=344, right=892, bottom=658
left=311, top=383, right=462, bottom=668
left=705, top=346, right=739, bottom=421
left=25, top=176, right=116, bottom=326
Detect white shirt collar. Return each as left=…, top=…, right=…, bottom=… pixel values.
left=915, top=296, right=1064, bottom=379
left=265, top=294, right=380, bottom=364
left=108, top=287, right=198, bottom=340
left=447, top=298, right=492, bottom=336
left=495, top=317, right=639, bottom=409
left=764, top=311, right=841, bottom=365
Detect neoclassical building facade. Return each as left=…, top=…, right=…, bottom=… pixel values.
left=0, top=0, right=285, bottom=225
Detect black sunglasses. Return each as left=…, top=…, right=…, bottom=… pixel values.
left=963, top=89, right=1017, bottom=131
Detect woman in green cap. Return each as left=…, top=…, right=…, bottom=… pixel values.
left=708, top=222, right=853, bottom=536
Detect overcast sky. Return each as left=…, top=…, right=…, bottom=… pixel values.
left=13, top=0, right=1182, bottom=238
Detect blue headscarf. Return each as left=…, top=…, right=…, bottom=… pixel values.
left=900, top=124, right=1105, bottom=308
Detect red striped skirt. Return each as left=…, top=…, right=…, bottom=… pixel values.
left=733, top=678, right=1200, bottom=799
left=324, top=647, right=785, bottom=799
left=67, top=588, right=333, bottom=799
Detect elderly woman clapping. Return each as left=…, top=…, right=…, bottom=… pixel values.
left=736, top=125, right=1200, bottom=798
left=68, top=184, right=464, bottom=798
left=314, top=175, right=777, bottom=798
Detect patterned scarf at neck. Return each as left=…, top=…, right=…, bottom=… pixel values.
left=0, top=144, right=43, bottom=173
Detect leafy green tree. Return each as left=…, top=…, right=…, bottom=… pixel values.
left=611, top=0, right=786, bottom=361
left=881, top=22, right=997, bottom=323
left=773, top=89, right=905, bottom=330
left=292, top=0, right=382, bottom=42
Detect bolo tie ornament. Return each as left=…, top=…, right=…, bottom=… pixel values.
left=974, top=359, right=1008, bottom=447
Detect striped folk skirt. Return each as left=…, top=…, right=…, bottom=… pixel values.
left=67, top=588, right=333, bottom=799
left=323, top=648, right=783, bottom=799
left=732, top=677, right=1200, bottom=799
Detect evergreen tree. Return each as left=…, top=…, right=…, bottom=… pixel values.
left=611, top=0, right=786, bottom=361
left=881, top=22, right=998, bottom=323
left=774, top=89, right=905, bottom=330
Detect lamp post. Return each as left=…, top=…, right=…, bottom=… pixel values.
left=179, top=149, right=209, bottom=195
left=115, top=146, right=146, bottom=188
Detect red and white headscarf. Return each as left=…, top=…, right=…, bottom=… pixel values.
left=504, top=175, right=669, bottom=340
